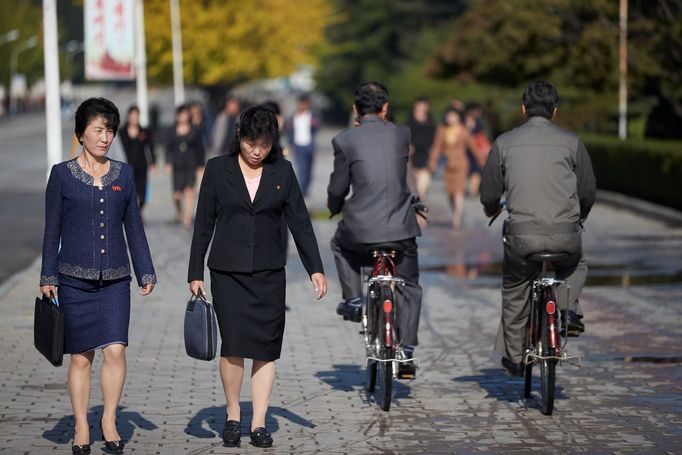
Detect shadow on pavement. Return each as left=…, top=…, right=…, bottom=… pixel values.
left=184, top=403, right=315, bottom=438
left=315, top=363, right=366, bottom=392
left=315, top=363, right=413, bottom=400
left=453, top=368, right=565, bottom=404
left=42, top=405, right=157, bottom=445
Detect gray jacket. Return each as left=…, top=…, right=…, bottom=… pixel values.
left=327, top=115, right=421, bottom=244
left=480, top=116, right=596, bottom=228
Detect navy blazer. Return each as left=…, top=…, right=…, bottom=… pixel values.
left=40, top=159, right=157, bottom=287
left=188, top=154, right=324, bottom=281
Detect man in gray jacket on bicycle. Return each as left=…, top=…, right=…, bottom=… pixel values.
left=328, top=81, right=423, bottom=377
left=480, top=80, right=596, bottom=377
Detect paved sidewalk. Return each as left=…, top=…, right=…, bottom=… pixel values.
left=0, top=128, right=681, bottom=454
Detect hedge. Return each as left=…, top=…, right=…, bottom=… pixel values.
left=583, top=135, right=682, bottom=211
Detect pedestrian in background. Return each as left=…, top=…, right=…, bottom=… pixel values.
left=406, top=97, right=436, bottom=199
left=119, top=105, right=155, bottom=217
left=39, top=98, right=156, bottom=455
left=464, top=102, right=491, bottom=196
left=285, top=94, right=320, bottom=196
left=188, top=105, right=327, bottom=448
left=190, top=101, right=209, bottom=188
left=165, top=104, right=204, bottom=230
left=428, top=106, right=477, bottom=230
left=210, top=96, right=241, bottom=158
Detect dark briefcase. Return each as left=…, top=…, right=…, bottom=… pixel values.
left=34, top=295, right=64, bottom=367
left=184, top=294, right=218, bottom=361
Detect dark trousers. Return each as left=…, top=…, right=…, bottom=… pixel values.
left=134, top=169, right=148, bottom=210
left=331, top=232, right=422, bottom=347
left=293, top=144, right=315, bottom=195
left=495, top=232, right=587, bottom=363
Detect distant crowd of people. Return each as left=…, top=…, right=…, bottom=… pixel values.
left=112, top=94, right=322, bottom=230
left=404, top=98, right=492, bottom=230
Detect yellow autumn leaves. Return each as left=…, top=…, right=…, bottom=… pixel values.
left=143, top=0, right=336, bottom=85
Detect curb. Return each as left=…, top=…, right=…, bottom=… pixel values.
left=0, top=256, right=40, bottom=296
left=596, top=189, right=682, bottom=226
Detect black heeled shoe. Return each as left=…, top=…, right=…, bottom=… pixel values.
left=249, top=427, right=273, bottom=448
left=99, top=421, right=124, bottom=454
left=71, top=443, right=91, bottom=455
left=222, top=411, right=241, bottom=447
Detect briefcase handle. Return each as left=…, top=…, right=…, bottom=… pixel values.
left=49, top=290, right=60, bottom=307
left=190, top=293, right=212, bottom=304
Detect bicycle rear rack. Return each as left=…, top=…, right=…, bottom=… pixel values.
left=368, top=275, right=405, bottom=286
left=525, top=352, right=582, bottom=368
left=365, top=356, right=419, bottom=367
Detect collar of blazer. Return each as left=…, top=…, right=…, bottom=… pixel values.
left=225, top=155, right=279, bottom=208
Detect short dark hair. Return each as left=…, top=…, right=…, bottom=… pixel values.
left=354, top=81, right=389, bottom=116
left=229, top=104, right=283, bottom=163
left=127, top=104, right=139, bottom=115
left=74, top=98, right=120, bottom=144
left=522, top=81, right=559, bottom=119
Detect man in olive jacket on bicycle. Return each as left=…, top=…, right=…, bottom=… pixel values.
left=480, top=81, right=596, bottom=377
left=327, top=81, right=422, bottom=377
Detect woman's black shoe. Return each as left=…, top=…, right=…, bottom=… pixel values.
left=99, top=421, right=124, bottom=454
left=249, top=427, right=273, bottom=448
left=222, top=415, right=241, bottom=447
left=71, top=444, right=91, bottom=455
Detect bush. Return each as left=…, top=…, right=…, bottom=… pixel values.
left=583, top=135, right=682, bottom=211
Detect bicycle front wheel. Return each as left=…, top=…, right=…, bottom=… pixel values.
left=540, top=357, right=556, bottom=415
left=375, top=346, right=393, bottom=411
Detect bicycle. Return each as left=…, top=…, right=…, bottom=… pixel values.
left=360, top=243, right=415, bottom=411
left=489, top=211, right=581, bottom=415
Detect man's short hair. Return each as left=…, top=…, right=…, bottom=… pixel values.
left=522, top=81, right=559, bottom=119
left=354, top=82, right=389, bottom=116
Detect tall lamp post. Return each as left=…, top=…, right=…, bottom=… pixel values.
left=0, top=29, right=19, bottom=116
left=0, top=29, right=19, bottom=46
left=169, top=0, right=185, bottom=106
left=618, top=0, right=628, bottom=140
left=9, top=35, right=38, bottom=114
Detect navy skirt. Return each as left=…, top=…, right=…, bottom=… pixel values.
left=58, top=273, right=132, bottom=354
left=210, top=268, right=286, bottom=361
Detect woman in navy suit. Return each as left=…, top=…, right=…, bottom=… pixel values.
left=188, top=105, right=327, bottom=448
left=39, top=98, right=156, bottom=455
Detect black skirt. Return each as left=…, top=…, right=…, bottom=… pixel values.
left=210, top=268, right=286, bottom=361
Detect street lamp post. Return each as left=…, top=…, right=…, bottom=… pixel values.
left=9, top=35, right=38, bottom=115
left=0, top=29, right=19, bottom=46
left=169, top=0, right=185, bottom=106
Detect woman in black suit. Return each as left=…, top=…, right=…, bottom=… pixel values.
left=188, top=105, right=327, bottom=448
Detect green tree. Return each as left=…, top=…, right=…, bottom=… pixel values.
left=0, top=1, right=44, bottom=89
left=427, top=0, right=682, bottom=136
left=316, top=0, right=464, bottom=122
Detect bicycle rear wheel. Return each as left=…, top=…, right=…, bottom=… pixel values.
left=540, top=357, right=556, bottom=415
left=539, top=288, right=557, bottom=415
left=366, top=359, right=377, bottom=392
left=524, top=362, right=533, bottom=399
left=375, top=346, right=393, bottom=411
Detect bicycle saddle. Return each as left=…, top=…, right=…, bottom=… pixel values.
left=527, top=252, right=571, bottom=263
left=364, top=242, right=405, bottom=256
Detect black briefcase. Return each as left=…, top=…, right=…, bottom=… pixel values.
left=184, top=294, right=218, bottom=361
left=34, top=295, right=64, bottom=367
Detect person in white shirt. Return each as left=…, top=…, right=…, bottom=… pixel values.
left=285, top=95, right=320, bottom=196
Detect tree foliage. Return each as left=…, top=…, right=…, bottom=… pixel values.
left=143, top=0, right=335, bottom=86
left=0, top=1, right=45, bottom=87
left=316, top=0, right=464, bottom=122
left=426, top=0, right=682, bottom=136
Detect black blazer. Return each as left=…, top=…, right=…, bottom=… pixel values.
left=188, top=154, right=324, bottom=281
